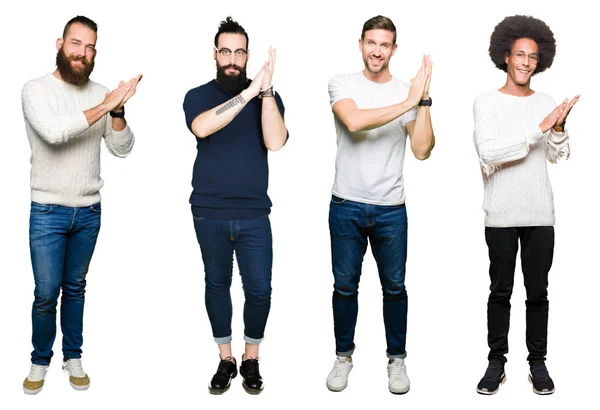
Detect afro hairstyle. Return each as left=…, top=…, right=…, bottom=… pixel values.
left=489, top=15, right=556, bottom=75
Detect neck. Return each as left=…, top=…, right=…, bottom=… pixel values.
left=363, top=68, right=392, bottom=84
left=52, top=69, right=64, bottom=82
left=499, top=79, right=534, bottom=97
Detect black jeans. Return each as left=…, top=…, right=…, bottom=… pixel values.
left=485, top=226, right=554, bottom=363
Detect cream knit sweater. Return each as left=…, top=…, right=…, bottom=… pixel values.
left=473, top=90, right=570, bottom=227
left=22, top=73, right=134, bottom=207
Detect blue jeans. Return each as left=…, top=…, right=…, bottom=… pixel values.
left=329, top=195, right=408, bottom=359
left=29, top=202, right=101, bottom=365
left=192, top=212, right=273, bottom=344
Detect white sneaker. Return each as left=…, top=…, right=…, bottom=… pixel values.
left=23, top=364, right=49, bottom=395
left=388, top=358, right=410, bottom=394
left=326, top=357, right=353, bottom=392
left=62, top=358, right=90, bottom=390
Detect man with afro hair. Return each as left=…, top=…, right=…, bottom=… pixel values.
left=473, top=15, right=579, bottom=396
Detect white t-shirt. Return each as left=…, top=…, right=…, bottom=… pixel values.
left=329, top=72, right=416, bottom=206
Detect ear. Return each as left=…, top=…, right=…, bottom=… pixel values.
left=391, top=43, right=398, bottom=57
left=358, top=38, right=363, bottom=52
left=56, top=38, right=63, bottom=51
left=504, top=53, right=510, bottom=65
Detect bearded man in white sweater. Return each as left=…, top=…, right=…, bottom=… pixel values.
left=21, top=16, right=141, bottom=394
left=473, top=15, right=579, bottom=396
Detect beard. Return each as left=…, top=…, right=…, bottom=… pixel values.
left=215, top=61, right=248, bottom=94
left=363, top=55, right=389, bottom=74
left=56, top=46, right=95, bottom=86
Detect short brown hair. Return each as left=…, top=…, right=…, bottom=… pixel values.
left=361, top=15, right=396, bottom=44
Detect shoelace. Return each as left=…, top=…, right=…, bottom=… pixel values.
left=243, top=358, right=260, bottom=377
left=530, top=363, right=549, bottom=379
left=483, top=362, right=504, bottom=380
left=28, top=365, right=47, bottom=380
left=66, top=359, right=85, bottom=377
left=389, top=360, right=408, bottom=383
left=333, top=358, right=349, bottom=377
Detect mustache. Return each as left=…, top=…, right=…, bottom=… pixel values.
left=70, top=55, right=89, bottom=65
left=222, top=64, right=244, bottom=71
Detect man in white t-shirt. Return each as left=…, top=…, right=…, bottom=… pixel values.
left=325, top=15, right=435, bottom=395
left=473, top=15, right=578, bottom=396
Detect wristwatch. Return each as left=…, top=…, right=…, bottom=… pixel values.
left=259, top=86, right=274, bottom=99
left=110, top=107, right=125, bottom=118
left=418, top=97, right=432, bottom=107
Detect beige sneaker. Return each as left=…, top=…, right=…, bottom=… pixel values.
left=23, top=364, right=49, bottom=395
left=62, top=359, right=90, bottom=390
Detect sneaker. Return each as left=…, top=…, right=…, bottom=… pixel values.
left=209, top=357, right=237, bottom=395
left=388, top=358, right=410, bottom=394
left=62, top=358, right=90, bottom=390
left=326, top=357, right=353, bottom=392
left=528, top=361, right=555, bottom=395
left=23, top=364, right=49, bottom=395
left=240, top=356, right=263, bottom=395
left=476, top=361, right=505, bottom=395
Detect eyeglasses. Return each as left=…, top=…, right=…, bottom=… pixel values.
left=216, top=48, right=248, bottom=59
left=510, top=51, right=540, bottom=64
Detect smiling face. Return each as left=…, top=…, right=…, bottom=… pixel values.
left=505, top=38, right=539, bottom=88
left=360, top=29, right=397, bottom=76
left=55, top=22, right=97, bottom=86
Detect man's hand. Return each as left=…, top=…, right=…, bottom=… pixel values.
left=113, top=73, right=143, bottom=112
left=244, top=65, right=266, bottom=99
left=407, top=56, right=430, bottom=106
left=261, top=47, right=276, bottom=91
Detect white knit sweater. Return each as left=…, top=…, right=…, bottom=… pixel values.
left=473, top=90, right=570, bottom=227
left=22, top=73, right=134, bottom=207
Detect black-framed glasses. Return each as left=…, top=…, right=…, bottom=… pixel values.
left=216, top=48, right=248, bottom=59
left=510, top=51, right=540, bottom=64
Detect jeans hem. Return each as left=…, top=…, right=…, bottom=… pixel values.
left=336, top=346, right=355, bottom=357
left=387, top=351, right=407, bottom=359
left=244, top=335, right=264, bottom=345
left=215, top=336, right=232, bottom=344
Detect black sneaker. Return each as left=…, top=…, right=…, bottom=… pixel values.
left=476, top=361, right=506, bottom=395
left=528, top=361, right=555, bottom=395
left=240, top=357, right=264, bottom=394
left=209, top=357, right=237, bottom=395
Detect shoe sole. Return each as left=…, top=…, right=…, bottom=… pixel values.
left=476, top=374, right=506, bottom=395
left=389, top=386, right=410, bottom=395
left=528, top=375, right=555, bottom=395
left=23, top=386, right=43, bottom=395
left=326, top=383, right=347, bottom=392
left=208, top=383, right=231, bottom=395
left=242, top=381, right=264, bottom=395
left=70, top=382, right=90, bottom=391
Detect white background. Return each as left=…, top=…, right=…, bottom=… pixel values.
left=0, top=0, right=597, bottom=409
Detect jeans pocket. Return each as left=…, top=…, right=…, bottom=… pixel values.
left=331, top=195, right=346, bottom=205
left=90, top=203, right=102, bottom=213
left=30, top=202, right=54, bottom=215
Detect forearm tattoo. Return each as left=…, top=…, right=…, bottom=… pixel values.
left=216, top=95, right=246, bottom=115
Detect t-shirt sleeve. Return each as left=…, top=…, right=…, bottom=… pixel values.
left=183, top=88, right=212, bottom=135
left=328, top=75, right=351, bottom=107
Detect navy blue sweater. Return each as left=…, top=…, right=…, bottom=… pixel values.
left=183, top=80, right=285, bottom=220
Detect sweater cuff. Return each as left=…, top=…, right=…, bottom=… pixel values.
left=524, top=123, right=544, bottom=145
left=72, top=112, right=90, bottom=137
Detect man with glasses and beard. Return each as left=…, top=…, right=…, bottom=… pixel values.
left=183, top=16, right=288, bottom=395
left=21, top=16, right=141, bottom=394
left=473, top=15, right=578, bottom=396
